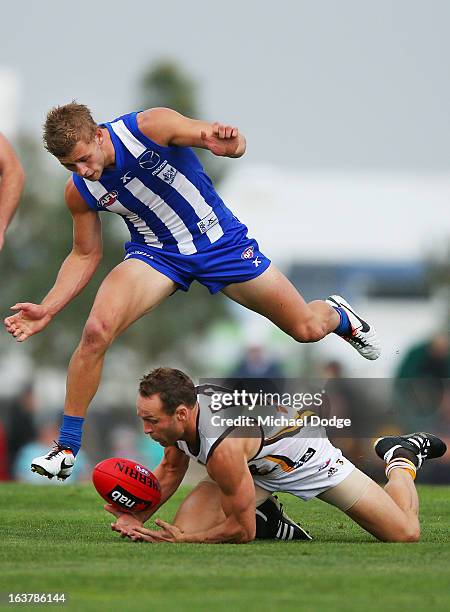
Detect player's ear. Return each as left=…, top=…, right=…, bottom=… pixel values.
left=175, top=405, right=188, bottom=422
left=95, top=128, right=103, bottom=146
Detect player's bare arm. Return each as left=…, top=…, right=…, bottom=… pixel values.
left=0, top=133, right=25, bottom=251
left=4, top=178, right=102, bottom=342
left=137, top=107, right=246, bottom=158
left=108, top=446, right=189, bottom=537
left=132, top=436, right=259, bottom=544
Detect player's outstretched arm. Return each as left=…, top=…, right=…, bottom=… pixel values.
left=0, top=133, right=25, bottom=251
left=107, top=446, right=189, bottom=538
left=3, top=179, right=102, bottom=342
left=138, top=107, right=246, bottom=158
left=132, top=438, right=256, bottom=544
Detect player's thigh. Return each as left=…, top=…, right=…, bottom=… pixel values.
left=344, top=479, right=414, bottom=541
left=172, top=480, right=226, bottom=532
left=88, top=259, right=177, bottom=336
left=221, top=264, right=311, bottom=334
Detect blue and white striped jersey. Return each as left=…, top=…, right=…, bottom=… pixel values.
left=72, top=112, right=242, bottom=255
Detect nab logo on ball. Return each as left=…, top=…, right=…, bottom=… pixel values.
left=92, top=457, right=161, bottom=513
left=108, top=485, right=146, bottom=510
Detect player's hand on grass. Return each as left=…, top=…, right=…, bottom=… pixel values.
left=201, top=123, right=240, bottom=157
left=4, top=302, right=52, bottom=341
left=130, top=520, right=185, bottom=543
left=104, top=504, right=144, bottom=538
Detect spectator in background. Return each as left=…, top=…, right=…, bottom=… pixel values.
left=231, top=345, right=284, bottom=379
left=109, top=423, right=164, bottom=471
left=397, top=333, right=450, bottom=379
left=6, top=383, right=37, bottom=476
left=319, top=360, right=370, bottom=469
left=0, top=133, right=25, bottom=251
left=229, top=344, right=285, bottom=398
left=394, top=333, right=450, bottom=431
left=13, top=420, right=88, bottom=483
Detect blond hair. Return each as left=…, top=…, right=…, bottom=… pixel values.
left=43, top=102, right=97, bottom=158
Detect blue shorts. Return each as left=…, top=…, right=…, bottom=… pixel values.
left=123, top=226, right=271, bottom=294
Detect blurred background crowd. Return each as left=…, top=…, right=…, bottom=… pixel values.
left=0, top=1, right=449, bottom=485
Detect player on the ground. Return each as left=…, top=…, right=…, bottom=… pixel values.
left=106, top=368, right=446, bottom=544
left=0, top=133, right=25, bottom=251
left=3, top=103, right=380, bottom=480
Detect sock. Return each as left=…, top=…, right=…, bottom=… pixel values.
left=59, top=415, right=85, bottom=456
left=332, top=307, right=352, bottom=336
left=391, top=448, right=418, bottom=466
left=386, top=457, right=417, bottom=480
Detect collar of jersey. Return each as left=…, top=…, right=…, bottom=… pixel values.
left=100, top=122, right=124, bottom=174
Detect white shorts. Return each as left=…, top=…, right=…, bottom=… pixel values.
left=250, top=439, right=356, bottom=502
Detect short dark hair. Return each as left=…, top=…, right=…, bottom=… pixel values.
left=139, top=367, right=197, bottom=415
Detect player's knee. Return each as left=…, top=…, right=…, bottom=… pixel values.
left=385, top=523, right=420, bottom=543
left=398, top=524, right=420, bottom=543
left=80, top=316, right=115, bottom=353
left=292, top=319, right=327, bottom=343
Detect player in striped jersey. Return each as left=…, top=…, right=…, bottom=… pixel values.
left=4, top=103, right=380, bottom=480
left=106, top=368, right=446, bottom=544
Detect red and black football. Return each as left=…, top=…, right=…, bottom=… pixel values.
left=92, top=457, right=161, bottom=513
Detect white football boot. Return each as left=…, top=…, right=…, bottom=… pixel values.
left=31, top=442, right=76, bottom=481
left=326, top=295, right=381, bottom=360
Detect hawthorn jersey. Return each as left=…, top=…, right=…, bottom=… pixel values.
left=175, top=386, right=355, bottom=501
left=72, top=111, right=243, bottom=255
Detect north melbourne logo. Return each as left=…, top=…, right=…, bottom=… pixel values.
left=157, top=164, right=177, bottom=185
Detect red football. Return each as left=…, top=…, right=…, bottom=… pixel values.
left=92, top=457, right=161, bottom=513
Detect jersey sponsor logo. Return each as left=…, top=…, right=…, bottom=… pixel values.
left=241, top=246, right=254, bottom=260
left=253, top=257, right=261, bottom=267
left=121, top=172, right=133, bottom=184
left=98, top=190, right=118, bottom=207
left=152, top=160, right=167, bottom=175
left=297, top=447, right=316, bottom=467
left=139, top=149, right=161, bottom=170
left=157, top=163, right=178, bottom=185
left=197, top=212, right=219, bottom=234
left=317, top=458, right=331, bottom=472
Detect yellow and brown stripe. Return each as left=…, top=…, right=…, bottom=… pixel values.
left=265, top=454, right=297, bottom=473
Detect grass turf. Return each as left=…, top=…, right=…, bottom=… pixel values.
left=0, top=483, right=449, bottom=611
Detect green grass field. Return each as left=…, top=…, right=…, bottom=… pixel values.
left=0, top=483, right=449, bottom=611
